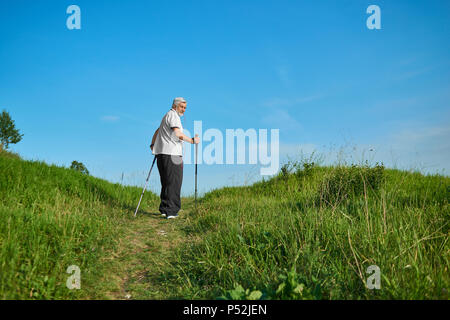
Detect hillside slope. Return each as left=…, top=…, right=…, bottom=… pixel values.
left=1, top=151, right=448, bottom=299
left=171, top=162, right=449, bottom=299
left=0, top=151, right=159, bottom=299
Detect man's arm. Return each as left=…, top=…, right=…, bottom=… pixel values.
left=150, top=128, right=159, bottom=150
left=173, top=128, right=200, bottom=144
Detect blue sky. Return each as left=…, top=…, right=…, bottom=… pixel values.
left=1, top=0, right=449, bottom=196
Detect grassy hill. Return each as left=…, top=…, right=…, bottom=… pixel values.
left=0, top=150, right=159, bottom=299
left=0, top=150, right=448, bottom=299
left=178, top=162, right=449, bottom=299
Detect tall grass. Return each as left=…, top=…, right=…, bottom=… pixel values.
left=1, top=149, right=448, bottom=299
left=171, top=160, right=449, bottom=299
left=0, top=151, right=158, bottom=299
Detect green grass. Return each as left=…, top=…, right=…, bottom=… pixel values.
left=0, top=150, right=448, bottom=299
left=169, top=161, right=449, bottom=299
left=0, top=150, right=158, bottom=299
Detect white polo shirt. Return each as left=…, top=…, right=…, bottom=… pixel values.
left=152, top=108, right=183, bottom=156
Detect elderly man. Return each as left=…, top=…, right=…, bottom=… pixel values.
left=150, top=97, right=200, bottom=219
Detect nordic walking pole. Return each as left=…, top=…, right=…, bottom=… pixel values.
left=134, top=156, right=157, bottom=217
left=194, top=134, right=198, bottom=211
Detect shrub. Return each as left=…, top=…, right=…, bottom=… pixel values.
left=0, top=110, right=23, bottom=150
left=70, top=160, right=89, bottom=175
left=320, top=162, right=384, bottom=205
left=294, top=161, right=317, bottom=180
left=218, top=267, right=322, bottom=300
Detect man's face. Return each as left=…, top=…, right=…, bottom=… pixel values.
left=176, top=102, right=187, bottom=116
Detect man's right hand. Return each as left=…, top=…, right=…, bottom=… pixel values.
left=193, top=134, right=200, bottom=144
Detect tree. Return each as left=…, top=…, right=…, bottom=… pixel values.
left=0, top=110, right=23, bottom=150
left=70, top=161, right=89, bottom=175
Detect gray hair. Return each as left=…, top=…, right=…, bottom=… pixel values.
left=172, top=97, right=187, bottom=108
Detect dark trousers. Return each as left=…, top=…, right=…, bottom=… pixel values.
left=156, top=154, right=183, bottom=216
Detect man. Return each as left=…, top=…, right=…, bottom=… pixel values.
left=150, top=97, right=200, bottom=219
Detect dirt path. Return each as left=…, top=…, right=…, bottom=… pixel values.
left=105, top=198, right=196, bottom=300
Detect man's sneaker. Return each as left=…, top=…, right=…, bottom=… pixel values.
left=161, top=213, right=166, bottom=218
left=167, top=215, right=178, bottom=219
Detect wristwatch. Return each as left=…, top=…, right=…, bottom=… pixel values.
left=191, top=137, right=194, bottom=144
